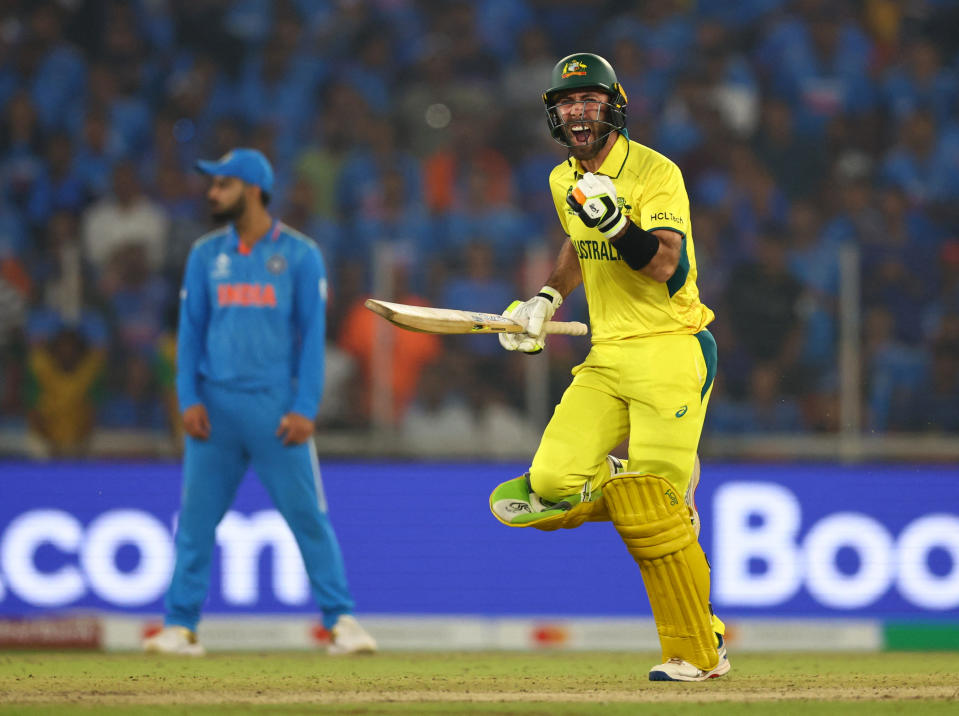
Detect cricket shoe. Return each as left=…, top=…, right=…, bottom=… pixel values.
left=142, top=626, right=206, bottom=656
left=648, top=633, right=731, bottom=682
left=606, top=454, right=625, bottom=476
left=686, top=453, right=701, bottom=538
left=327, top=615, right=377, bottom=656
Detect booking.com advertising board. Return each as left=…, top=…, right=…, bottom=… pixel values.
left=0, top=461, right=957, bottom=620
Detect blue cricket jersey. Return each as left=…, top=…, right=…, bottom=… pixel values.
left=176, top=220, right=328, bottom=418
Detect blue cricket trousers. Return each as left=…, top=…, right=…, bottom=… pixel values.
left=164, top=382, right=354, bottom=630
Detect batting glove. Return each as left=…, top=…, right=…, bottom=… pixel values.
left=565, top=172, right=628, bottom=239
left=498, top=286, right=563, bottom=354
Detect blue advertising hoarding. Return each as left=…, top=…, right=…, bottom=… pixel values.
left=0, top=461, right=957, bottom=619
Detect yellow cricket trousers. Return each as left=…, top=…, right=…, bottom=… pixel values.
left=529, top=329, right=716, bottom=502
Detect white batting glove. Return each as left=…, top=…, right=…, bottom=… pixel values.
left=498, top=286, right=563, bottom=354
left=565, top=172, right=628, bottom=239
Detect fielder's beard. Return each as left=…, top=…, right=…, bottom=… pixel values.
left=210, top=194, right=246, bottom=223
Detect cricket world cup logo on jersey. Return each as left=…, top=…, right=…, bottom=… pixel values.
left=212, top=253, right=231, bottom=279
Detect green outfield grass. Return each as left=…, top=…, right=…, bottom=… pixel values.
left=1, top=650, right=957, bottom=714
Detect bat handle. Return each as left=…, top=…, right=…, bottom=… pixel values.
left=544, top=321, right=589, bottom=336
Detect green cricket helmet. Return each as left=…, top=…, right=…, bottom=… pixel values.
left=543, top=52, right=628, bottom=148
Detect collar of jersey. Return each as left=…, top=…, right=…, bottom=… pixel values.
left=572, top=133, right=630, bottom=180
left=229, top=219, right=280, bottom=256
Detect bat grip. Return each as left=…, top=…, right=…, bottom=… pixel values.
left=544, top=321, right=589, bottom=336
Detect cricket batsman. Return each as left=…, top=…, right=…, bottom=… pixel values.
left=489, top=53, right=729, bottom=681
left=144, top=148, right=376, bottom=656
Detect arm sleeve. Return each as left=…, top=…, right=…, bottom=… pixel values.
left=175, top=247, right=209, bottom=410
left=637, top=160, right=690, bottom=236
left=291, top=246, right=327, bottom=418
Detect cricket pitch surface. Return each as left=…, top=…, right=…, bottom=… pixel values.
left=2, top=650, right=958, bottom=714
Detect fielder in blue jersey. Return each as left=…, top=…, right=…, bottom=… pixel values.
left=144, top=149, right=376, bottom=656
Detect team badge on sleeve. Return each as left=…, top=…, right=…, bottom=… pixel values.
left=267, top=254, right=287, bottom=274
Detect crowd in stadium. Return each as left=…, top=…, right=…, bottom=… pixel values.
left=2, top=0, right=959, bottom=454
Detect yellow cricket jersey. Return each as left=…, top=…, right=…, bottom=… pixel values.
left=549, top=134, right=714, bottom=342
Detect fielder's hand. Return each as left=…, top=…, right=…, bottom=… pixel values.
left=566, top=172, right=628, bottom=239
left=498, top=286, right=563, bottom=354
left=276, top=412, right=315, bottom=445
left=182, top=403, right=210, bottom=440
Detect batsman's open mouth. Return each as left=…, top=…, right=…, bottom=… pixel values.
left=569, top=123, right=593, bottom=145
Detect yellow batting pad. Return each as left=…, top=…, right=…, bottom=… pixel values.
left=603, top=473, right=718, bottom=670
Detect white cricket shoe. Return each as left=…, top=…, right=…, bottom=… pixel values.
left=648, top=633, right=730, bottom=681
left=143, top=626, right=205, bottom=656
left=327, top=615, right=377, bottom=656
left=606, top=454, right=625, bottom=476
left=686, top=453, right=702, bottom=537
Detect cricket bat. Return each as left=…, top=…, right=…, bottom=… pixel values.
left=364, top=299, right=589, bottom=336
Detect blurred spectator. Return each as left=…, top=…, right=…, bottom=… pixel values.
left=27, top=325, right=105, bottom=455
left=338, top=264, right=442, bottom=425
left=756, top=3, right=876, bottom=137
left=724, top=231, right=805, bottom=393
left=73, top=110, right=116, bottom=197
left=863, top=307, right=928, bottom=432
left=752, top=97, right=828, bottom=200
left=20, top=2, right=86, bottom=132
left=28, top=210, right=84, bottom=320
left=470, top=380, right=540, bottom=458
left=881, top=38, right=957, bottom=126
left=1, top=92, right=45, bottom=223
left=0, top=254, right=28, bottom=350
left=97, top=352, right=166, bottom=430
left=154, top=161, right=205, bottom=277
left=295, top=84, right=356, bottom=220
left=502, top=27, right=556, bottom=130
left=439, top=241, right=516, bottom=358
left=899, top=329, right=959, bottom=432
left=784, top=199, right=839, bottom=372
left=880, top=108, right=959, bottom=224
left=337, top=115, right=422, bottom=225
left=26, top=132, right=87, bottom=226
left=98, top=243, right=171, bottom=357
left=281, top=175, right=344, bottom=280
left=235, top=14, right=324, bottom=164
left=81, top=161, right=169, bottom=276
left=353, top=167, right=435, bottom=291
left=396, top=43, right=493, bottom=157
left=400, top=359, right=475, bottom=453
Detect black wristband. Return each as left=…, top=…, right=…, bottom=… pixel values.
left=611, top=222, right=659, bottom=270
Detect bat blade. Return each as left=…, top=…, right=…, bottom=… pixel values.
left=364, top=299, right=588, bottom=336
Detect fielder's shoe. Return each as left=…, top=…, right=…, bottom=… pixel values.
left=143, top=626, right=206, bottom=656
left=327, top=615, right=377, bottom=656
left=648, top=633, right=731, bottom=682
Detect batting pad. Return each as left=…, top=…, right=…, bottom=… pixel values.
left=489, top=475, right=609, bottom=530
left=604, top=473, right=718, bottom=670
